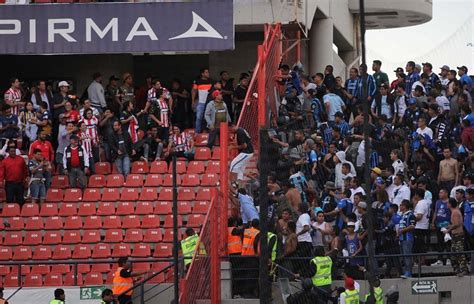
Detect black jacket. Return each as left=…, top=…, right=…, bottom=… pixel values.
left=109, top=131, right=133, bottom=160
left=373, top=93, right=395, bottom=117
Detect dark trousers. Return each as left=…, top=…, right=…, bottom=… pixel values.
left=436, top=229, right=450, bottom=262
left=117, top=294, right=132, bottom=304
left=207, top=127, right=220, bottom=149
left=5, top=181, right=24, bottom=204
left=295, top=242, right=313, bottom=277
left=241, top=256, right=259, bottom=297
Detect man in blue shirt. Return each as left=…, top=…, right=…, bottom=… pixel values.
left=356, top=64, right=376, bottom=104
left=398, top=199, right=416, bottom=278
left=323, top=87, right=345, bottom=124
left=334, top=112, right=350, bottom=137
left=422, top=62, right=440, bottom=93
left=457, top=66, right=473, bottom=92
left=231, top=188, right=258, bottom=225
left=344, top=67, right=359, bottom=117
left=405, top=61, right=420, bottom=95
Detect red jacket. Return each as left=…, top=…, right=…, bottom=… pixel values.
left=28, top=140, right=54, bottom=162
left=2, top=156, right=28, bottom=183
left=461, top=126, right=474, bottom=151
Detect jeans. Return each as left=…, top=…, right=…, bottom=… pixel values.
left=30, top=182, right=46, bottom=200
left=115, top=155, right=130, bottom=177
left=56, top=152, right=64, bottom=175
left=68, top=167, right=86, bottom=190
left=144, top=142, right=164, bottom=160
left=5, top=181, right=25, bottom=204
left=400, top=239, right=413, bottom=274
left=195, top=103, right=206, bottom=133
left=43, top=171, right=51, bottom=191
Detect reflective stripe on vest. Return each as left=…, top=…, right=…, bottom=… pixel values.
left=365, top=287, right=383, bottom=304
left=343, top=289, right=360, bottom=304
left=227, top=227, right=243, bottom=254
left=181, top=234, right=199, bottom=266
left=112, top=267, right=134, bottom=296
left=241, top=227, right=259, bottom=256
left=310, top=256, right=332, bottom=287
left=268, top=232, right=277, bottom=262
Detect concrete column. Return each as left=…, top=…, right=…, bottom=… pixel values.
left=309, top=18, right=334, bottom=75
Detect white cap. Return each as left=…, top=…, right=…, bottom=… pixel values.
left=58, top=81, right=69, bottom=87
left=347, top=222, right=356, bottom=227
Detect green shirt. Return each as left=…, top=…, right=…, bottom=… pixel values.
left=373, top=71, right=389, bottom=88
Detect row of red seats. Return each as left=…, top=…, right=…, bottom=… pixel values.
left=2, top=201, right=210, bottom=217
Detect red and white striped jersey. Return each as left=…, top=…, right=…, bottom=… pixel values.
left=79, top=116, right=99, bottom=145
left=128, top=114, right=139, bottom=144
left=157, top=99, right=170, bottom=128
left=147, top=87, right=171, bottom=102
left=4, top=88, right=22, bottom=116
left=171, top=132, right=192, bottom=152
left=79, top=131, right=93, bottom=158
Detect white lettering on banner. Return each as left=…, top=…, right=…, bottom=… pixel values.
left=125, top=17, right=158, bottom=41
left=29, top=19, right=36, bottom=43
left=86, top=18, right=118, bottom=42
left=0, top=20, right=20, bottom=35
left=48, top=18, right=76, bottom=42
left=169, top=11, right=223, bottom=40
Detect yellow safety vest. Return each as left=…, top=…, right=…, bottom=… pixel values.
left=112, top=267, right=133, bottom=296
left=49, top=300, right=64, bottom=304
left=343, top=289, right=360, bottom=304
left=268, top=232, right=277, bottom=262
left=310, top=256, right=332, bottom=287
left=365, top=286, right=383, bottom=304
left=181, top=234, right=199, bottom=266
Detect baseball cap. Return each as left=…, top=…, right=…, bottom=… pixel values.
left=58, top=81, right=69, bottom=87
left=422, top=62, right=433, bottom=69
left=347, top=221, right=355, bottom=227
left=345, top=277, right=355, bottom=290
left=211, top=90, right=222, bottom=99
left=358, top=201, right=367, bottom=209
left=415, top=64, right=422, bottom=70
left=371, top=167, right=382, bottom=175
left=407, top=97, right=417, bottom=105
left=393, top=67, right=404, bottom=73
left=109, top=75, right=120, bottom=81
left=380, top=83, right=389, bottom=89
left=440, top=65, right=450, bottom=71
left=375, top=177, right=384, bottom=185
left=457, top=66, right=468, bottom=73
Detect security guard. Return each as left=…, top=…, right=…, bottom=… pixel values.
left=242, top=219, right=260, bottom=256
left=308, top=248, right=332, bottom=294
left=50, top=288, right=65, bottom=304
left=241, top=219, right=260, bottom=297
left=227, top=218, right=243, bottom=255
left=364, top=278, right=383, bottom=304
left=340, top=277, right=360, bottom=304
left=101, top=288, right=117, bottom=304
left=267, top=232, right=277, bottom=262
left=181, top=228, right=200, bottom=269
left=112, top=257, right=148, bottom=304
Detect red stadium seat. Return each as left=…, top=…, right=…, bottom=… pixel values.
left=149, top=161, right=168, bottom=174
left=64, top=272, right=83, bottom=286
left=84, top=216, right=102, bottom=229
left=32, top=246, right=51, bottom=260
left=51, top=264, right=70, bottom=274
left=103, top=216, right=121, bottom=229
left=131, top=161, right=149, bottom=174
left=163, top=230, right=182, bottom=242
left=78, top=264, right=91, bottom=274
left=0, top=247, right=12, bottom=260
left=4, top=231, right=22, bottom=246
left=164, top=215, right=182, bottom=228
left=78, top=202, right=96, bottom=216
left=84, top=272, right=103, bottom=285
left=132, top=244, right=151, bottom=257
left=64, top=188, right=82, bottom=202
left=58, top=203, right=77, bottom=216
left=63, top=231, right=81, bottom=244
left=201, top=173, right=219, bottom=186
left=4, top=274, right=20, bottom=287
left=187, top=215, right=205, bottom=228
left=205, top=161, right=220, bottom=173
left=82, top=230, right=101, bottom=244
left=97, top=202, right=116, bottom=215
left=1, top=203, right=20, bottom=217
left=88, top=174, right=106, bottom=188
left=91, top=263, right=111, bottom=273
left=21, top=203, right=40, bottom=217
left=44, top=231, right=62, bottom=245
left=124, top=174, right=144, bottom=187
left=101, top=188, right=120, bottom=201
left=44, top=273, right=63, bottom=286
left=8, top=217, right=24, bottom=230
left=168, top=161, right=187, bottom=174
left=144, top=174, right=162, bottom=187
left=13, top=246, right=32, bottom=260
left=159, top=188, right=173, bottom=201
left=72, top=244, right=92, bottom=259
left=211, top=146, right=221, bottom=160
left=82, top=188, right=101, bottom=201
left=31, top=264, right=50, bottom=275
left=92, top=243, right=112, bottom=258
left=177, top=202, right=192, bottom=215
left=139, top=188, right=158, bottom=201
left=116, top=202, right=135, bottom=215
left=178, top=188, right=195, bottom=201
left=194, top=133, right=209, bottom=146
left=106, top=174, right=124, bottom=187
left=136, top=202, right=154, bottom=215
left=133, top=262, right=150, bottom=272
left=112, top=243, right=131, bottom=257
left=124, top=229, right=143, bottom=243
left=0, top=265, right=11, bottom=275
left=25, top=216, right=43, bottom=230
left=120, top=188, right=139, bottom=201
left=95, top=162, right=111, bottom=175
left=154, top=244, right=172, bottom=257
left=64, top=215, right=83, bottom=230
left=51, top=175, right=69, bottom=189
left=148, top=273, right=165, bottom=284
left=46, top=188, right=63, bottom=202
left=195, top=147, right=211, bottom=160
left=24, top=231, right=42, bottom=245
left=24, top=274, right=43, bottom=287
left=122, top=215, right=140, bottom=229
left=163, top=174, right=181, bottom=187
left=39, top=203, right=57, bottom=216
left=182, top=174, right=200, bottom=187
left=104, top=229, right=123, bottom=243
left=45, top=216, right=63, bottom=230
left=192, top=201, right=210, bottom=214
left=106, top=272, right=114, bottom=284
left=187, top=161, right=205, bottom=174
left=196, top=188, right=212, bottom=201
left=52, top=245, right=71, bottom=260
left=143, top=229, right=162, bottom=243
left=142, top=215, right=160, bottom=228
left=154, top=201, right=172, bottom=215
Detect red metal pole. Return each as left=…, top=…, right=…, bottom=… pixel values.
left=296, top=30, right=301, bottom=63
left=257, top=44, right=266, bottom=128
left=210, top=189, right=220, bottom=304
left=219, top=122, right=229, bottom=255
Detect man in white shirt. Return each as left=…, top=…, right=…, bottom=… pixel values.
left=349, top=177, right=366, bottom=202
left=413, top=188, right=430, bottom=262
left=415, top=116, right=433, bottom=139
left=391, top=174, right=411, bottom=207
left=390, top=149, right=405, bottom=175
left=87, top=72, right=107, bottom=111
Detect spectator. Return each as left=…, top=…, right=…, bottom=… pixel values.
left=0, top=105, right=20, bottom=145
left=438, top=147, right=459, bottom=193
left=28, top=148, right=51, bottom=204
left=230, top=188, right=258, bottom=225
left=1, top=146, right=28, bottom=204
left=412, top=188, right=430, bottom=264
left=205, top=90, right=231, bottom=149
left=356, top=63, right=376, bottom=104
left=100, top=108, right=118, bottom=162
left=295, top=203, right=312, bottom=276
left=460, top=119, right=474, bottom=151
left=56, top=120, right=75, bottom=174
left=390, top=149, right=405, bottom=175
left=105, top=75, right=121, bottom=116
left=63, top=134, right=89, bottom=190
left=219, top=71, right=235, bottom=121
left=323, top=65, right=336, bottom=89
left=372, top=59, right=389, bottom=89
left=457, top=66, right=472, bottom=92
left=87, top=72, right=106, bottom=111
left=431, top=189, right=451, bottom=266
left=192, top=68, right=213, bottom=133
left=146, top=79, right=172, bottom=142
left=445, top=198, right=469, bottom=276
left=79, top=99, right=100, bottom=119
left=405, top=61, right=420, bottom=95
left=398, top=199, right=416, bottom=279
left=323, top=87, right=346, bottom=124
left=371, top=83, right=394, bottom=119
left=438, top=65, right=450, bottom=96
left=344, top=68, right=359, bottom=117
left=171, top=79, right=191, bottom=129
left=391, top=173, right=411, bottom=207
left=121, top=100, right=143, bottom=144
left=19, top=101, right=38, bottom=146
left=422, top=62, right=440, bottom=93
left=229, top=125, right=254, bottom=186
left=166, top=126, right=194, bottom=160
left=31, top=80, right=53, bottom=111
left=4, top=77, right=23, bottom=116
left=138, top=126, right=164, bottom=161
left=109, top=120, right=135, bottom=177
left=233, top=74, right=249, bottom=124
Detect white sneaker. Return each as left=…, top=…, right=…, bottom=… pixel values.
left=431, top=260, right=443, bottom=266
left=446, top=259, right=451, bottom=266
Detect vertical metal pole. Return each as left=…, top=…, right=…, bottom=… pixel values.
left=172, top=155, right=179, bottom=304
left=296, top=30, right=301, bottom=63
left=74, top=263, right=78, bottom=286
left=220, top=123, right=229, bottom=255
left=257, top=45, right=266, bottom=128
left=210, top=188, right=220, bottom=304
left=140, top=282, right=145, bottom=304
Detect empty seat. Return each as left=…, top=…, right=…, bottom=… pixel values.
left=82, top=230, right=101, bottom=244
left=97, top=202, right=116, bottom=215
left=136, top=202, right=154, bottom=215
left=154, top=201, right=172, bottom=215
left=201, top=173, right=219, bottom=186
left=104, top=229, right=123, bottom=243
left=64, top=215, right=83, bottom=229
left=150, top=161, right=168, bottom=174
left=158, top=188, right=173, bottom=201
left=63, top=231, right=81, bottom=244
left=64, top=188, right=82, bottom=202
left=88, top=174, right=106, bottom=188
left=4, top=231, right=22, bottom=246
left=21, top=203, right=40, bottom=217
left=187, top=214, right=205, bottom=228
left=177, top=202, right=192, bottom=215
left=168, top=161, right=186, bottom=174
left=46, top=188, right=63, bottom=202
left=82, top=188, right=101, bottom=201
left=24, top=231, right=42, bottom=245
left=124, top=174, right=144, bottom=187
left=0, top=265, right=11, bottom=275
left=52, top=245, right=71, bottom=260
left=196, top=188, right=212, bottom=201
left=72, top=244, right=92, bottom=259
left=131, top=161, right=149, bottom=174
left=194, top=133, right=209, bottom=146
left=101, top=188, right=120, bottom=201
left=25, top=216, right=43, bottom=230
left=192, top=201, right=210, bottom=214
left=133, top=262, right=150, bottom=272
left=0, top=247, right=13, bottom=260
left=132, top=244, right=151, bottom=257
left=24, top=273, right=43, bottom=287
left=103, top=216, right=121, bottom=229
left=124, top=229, right=143, bottom=243
left=195, top=147, right=211, bottom=160
left=142, top=215, right=160, bottom=228
left=78, top=202, right=96, bottom=216
left=58, top=203, right=77, bottom=216
left=1, top=203, right=20, bottom=217
left=31, top=264, right=50, bottom=275
left=112, top=243, right=131, bottom=257
left=95, top=162, right=111, bottom=175
left=4, top=274, right=20, bottom=287
left=163, top=174, right=181, bottom=187
left=139, top=188, right=158, bottom=201
left=164, top=215, right=183, bottom=228
left=178, top=188, right=195, bottom=201
left=106, top=174, right=124, bottom=187
left=92, top=243, right=112, bottom=258
left=78, top=264, right=91, bottom=274
left=163, top=230, right=182, bottom=242
left=39, top=203, right=58, bottom=216
left=116, top=202, right=135, bottom=215
left=83, top=216, right=102, bottom=229
left=122, top=215, right=140, bottom=229
left=143, top=229, right=162, bottom=243
left=32, top=245, right=51, bottom=260
left=51, top=175, right=69, bottom=189
left=84, top=272, right=103, bottom=285
left=211, top=146, right=221, bottom=160
left=64, top=272, right=83, bottom=286
left=120, top=188, right=139, bottom=201
left=187, top=161, right=205, bottom=174
left=51, top=264, right=70, bottom=274
left=44, top=273, right=63, bottom=286
left=144, top=174, right=162, bottom=187
left=205, top=161, right=220, bottom=173
left=44, top=231, right=62, bottom=245
left=8, top=217, right=24, bottom=230
left=91, top=263, right=111, bottom=273
left=182, top=174, right=200, bottom=187
left=13, top=246, right=32, bottom=260
left=44, top=216, right=63, bottom=230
